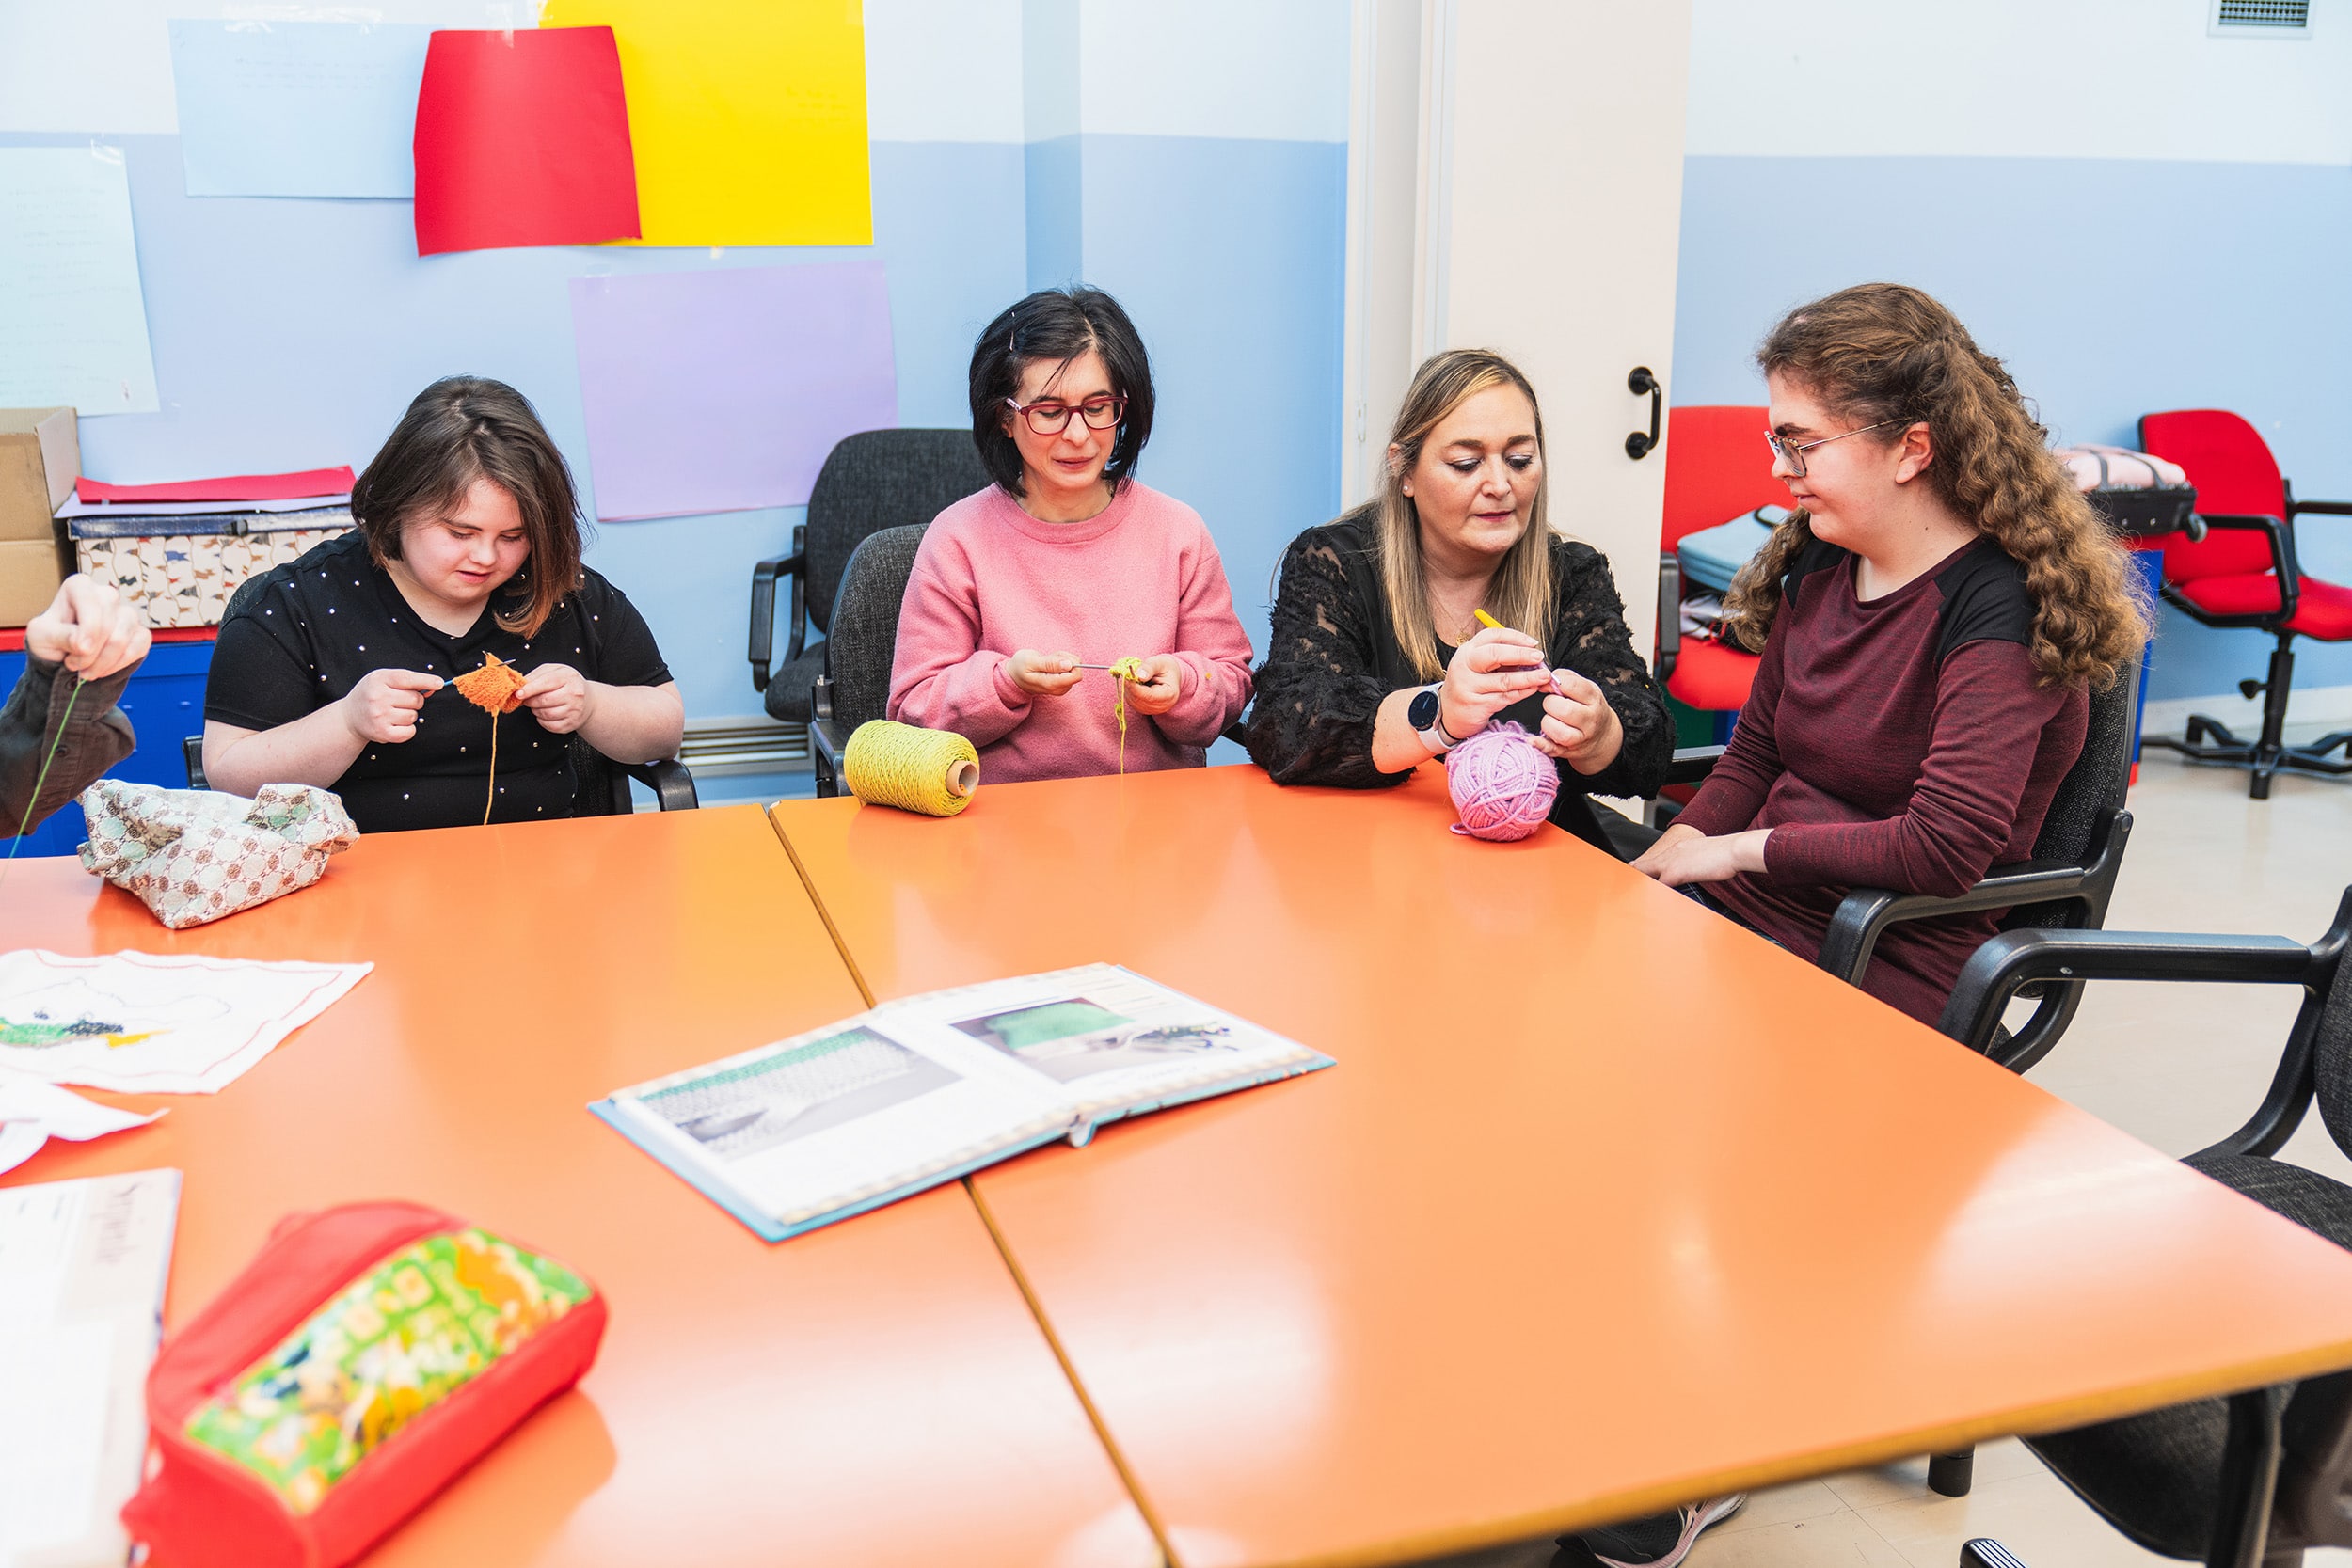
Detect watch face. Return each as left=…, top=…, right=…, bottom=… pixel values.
left=1408, top=689, right=1439, bottom=730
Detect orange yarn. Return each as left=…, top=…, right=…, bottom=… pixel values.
left=453, top=654, right=528, bottom=825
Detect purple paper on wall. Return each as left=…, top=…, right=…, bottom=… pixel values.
left=567, top=261, right=898, bottom=521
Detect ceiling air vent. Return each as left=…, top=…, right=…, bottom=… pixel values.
left=2210, top=0, right=2311, bottom=35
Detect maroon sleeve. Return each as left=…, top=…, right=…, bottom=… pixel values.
left=1672, top=626, right=1788, bottom=837
left=1762, top=639, right=2069, bottom=895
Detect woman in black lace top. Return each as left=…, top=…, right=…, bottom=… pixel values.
left=1247, top=349, right=1670, bottom=854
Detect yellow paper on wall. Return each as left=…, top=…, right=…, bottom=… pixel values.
left=539, top=0, right=870, bottom=247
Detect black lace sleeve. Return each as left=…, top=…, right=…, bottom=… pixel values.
left=1245, top=529, right=1409, bottom=790
left=1549, top=540, right=1672, bottom=800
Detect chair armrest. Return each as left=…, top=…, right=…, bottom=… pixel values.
left=1656, top=553, right=1680, bottom=680
left=747, top=546, right=807, bottom=692
left=1817, top=806, right=2134, bottom=985
left=811, top=715, right=851, bottom=799
left=2287, top=498, right=2352, bottom=518
left=619, top=757, right=699, bottom=812
left=183, top=735, right=208, bottom=791
left=1819, top=862, right=2091, bottom=984
left=1661, top=744, right=1723, bottom=787
left=1936, top=928, right=2315, bottom=1053
left=2195, top=514, right=2299, bottom=624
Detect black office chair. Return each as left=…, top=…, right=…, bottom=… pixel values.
left=1646, top=669, right=2135, bottom=1076
left=187, top=578, right=697, bottom=815
left=807, top=524, right=927, bottom=797
left=1940, top=889, right=2352, bottom=1568
left=749, top=429, right=989, bottom=725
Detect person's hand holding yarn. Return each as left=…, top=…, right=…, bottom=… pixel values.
left=1530, top=666, right=1625, bottom=775
left=340, top=667, right=444, bottom=745
left=25, top=574, right=151, bottom=680
left=1117, top=655, right=1184, bottom=718
left=1004, top=649, right=1083, bottom=700
left=512, top=662, right=593, bottom=735
left=1438, top=625, right=1551, bottom=742
left=1629, top=821, right=1772, bottom=887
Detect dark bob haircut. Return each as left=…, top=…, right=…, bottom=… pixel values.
left=967, top=287, right=1155, bottom=498
left=351, top=376, right=584, bottom=639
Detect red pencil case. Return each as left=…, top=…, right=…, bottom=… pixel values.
left=123, top=1201, right=607, bottom=1568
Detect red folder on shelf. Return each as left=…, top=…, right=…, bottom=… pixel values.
left=75, top=467, right=357, bottom=505
left=412, top=26, right=640, bottom=256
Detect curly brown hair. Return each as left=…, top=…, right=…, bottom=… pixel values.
left=1721, top=283, right=2147, bottom=689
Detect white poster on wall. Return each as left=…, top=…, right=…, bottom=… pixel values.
left=0, top=146, right=161, bottom=416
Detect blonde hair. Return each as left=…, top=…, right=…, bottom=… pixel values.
left=1375, top=349, right=1554, bottom=681
left=1722, top=284, right=2148, bottom=689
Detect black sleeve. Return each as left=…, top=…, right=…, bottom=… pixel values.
left=205, top=583, right=324, bottom=732
left=575, top=571, right=672, bottom=688
left=1549, top=541, right=1672, bottom=800
left=1934, top=543, right=2036, bottom=663
left=1245, top=528, right=1410, bottom=791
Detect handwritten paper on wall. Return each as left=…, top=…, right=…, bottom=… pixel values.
left=539, top=0, right=871, bottom=247
left=169, top=21, right=432, bottom=198
left=412, top=27, right=640, bottom=255
left=0, top=148, right=160, bottom=416
left=568, top=261, right=898, bottom=521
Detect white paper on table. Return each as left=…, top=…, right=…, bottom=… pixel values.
left=0, top=147, right=160, bottom=416
left=0, top=1168, right=182, bottom=1568
left=0, top=1075, right=165, bottom=1176
left=0, top=950, right=372, bottom=1094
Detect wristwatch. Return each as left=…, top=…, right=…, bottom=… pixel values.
left=1407, top=686, right=1461, bottom=755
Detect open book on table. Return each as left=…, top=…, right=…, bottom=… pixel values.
left=591, top=964, right=1334, bottom=1243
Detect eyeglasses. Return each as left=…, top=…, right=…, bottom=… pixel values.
left=1765, top=419, right=1906, bottom=478
left=1005, top=395, right=1126, bottom=436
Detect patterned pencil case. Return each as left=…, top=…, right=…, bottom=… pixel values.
left=123, top=1201, right=607, bottom=1568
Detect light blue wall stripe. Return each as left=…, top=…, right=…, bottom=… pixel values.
left=1673, top=153, right=2352, bottom=701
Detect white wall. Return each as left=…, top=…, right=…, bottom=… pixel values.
left=1687, top=0, right=2352, bottom=163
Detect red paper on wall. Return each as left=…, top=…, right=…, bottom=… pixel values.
left=412, top=26, right=640, bottom=257
left=75, top=467, right=357, bottom=504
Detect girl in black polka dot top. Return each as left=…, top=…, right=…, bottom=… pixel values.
left=203, top=377, right=683, bottom=832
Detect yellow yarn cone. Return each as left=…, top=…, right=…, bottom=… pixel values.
left=841, top=721, right=981, bottom=816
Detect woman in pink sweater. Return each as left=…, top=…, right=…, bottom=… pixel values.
left=887, top=287, right=1253, bottom=783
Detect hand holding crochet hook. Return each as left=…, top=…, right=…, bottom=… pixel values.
left=1007, top=650, right=1184, bottom=718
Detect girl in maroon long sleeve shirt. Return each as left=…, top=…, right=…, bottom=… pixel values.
left=1632, top=284, right=2148, bottom=1025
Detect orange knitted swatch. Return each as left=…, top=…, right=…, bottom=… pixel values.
left=453, top=652, right=527, bottom=715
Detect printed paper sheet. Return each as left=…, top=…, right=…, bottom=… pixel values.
left=0, top=950, right=371, bottom=1095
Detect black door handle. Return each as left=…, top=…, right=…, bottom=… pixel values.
left=1625, top=366, right=1661, bottom=460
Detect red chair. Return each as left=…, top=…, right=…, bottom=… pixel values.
left=2137, top=410, right=2352, bottom=798
left=1655, top=404, right=1782, bottom=715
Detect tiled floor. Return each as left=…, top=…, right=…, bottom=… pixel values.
left=1429, top=739, right=2352, bottom=1568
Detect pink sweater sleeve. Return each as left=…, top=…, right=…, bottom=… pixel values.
left=886, top=531, right=1030, bottom=745
left=1153, top=532, right=1256, bottom=748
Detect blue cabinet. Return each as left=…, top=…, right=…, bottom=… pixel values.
left=0, top=638, right=215, bottom=859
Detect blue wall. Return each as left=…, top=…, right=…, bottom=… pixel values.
left=1068, top=134, right=1347, bottom=659
left=10, top=123, right=1343, bottom=725
left=1672, top=153, right=2352, bottom=701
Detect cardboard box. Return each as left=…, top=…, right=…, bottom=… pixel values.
left=0, top=407, right=79, bottom=545
left=0, top=535, right=72, bottom=627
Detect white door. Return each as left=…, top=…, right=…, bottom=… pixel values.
left=1343, top=0, right=1692, bottom=662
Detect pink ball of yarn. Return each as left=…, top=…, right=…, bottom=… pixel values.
left=1445, top=721, right=1559, bottom=841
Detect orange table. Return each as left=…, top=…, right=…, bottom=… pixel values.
left=771, top=766, right=2352, bottom=1568
left=0, top=809, right=1157, bottom=1568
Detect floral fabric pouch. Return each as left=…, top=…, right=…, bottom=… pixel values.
left=77, top=779, right=358, bottom=928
